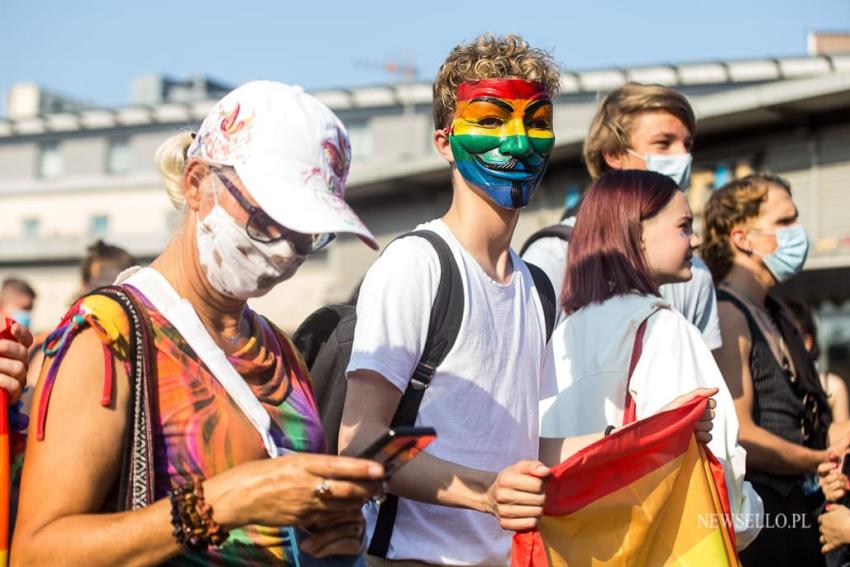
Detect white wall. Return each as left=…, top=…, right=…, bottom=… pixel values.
left=0, top=185, right=174, bottom=241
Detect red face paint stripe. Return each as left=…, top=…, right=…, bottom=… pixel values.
left=456, top=79, right=549, bottom=102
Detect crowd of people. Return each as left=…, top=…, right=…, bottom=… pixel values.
left=0, top=33, right=846, bottom=566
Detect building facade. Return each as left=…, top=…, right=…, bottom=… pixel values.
left=1, top=57, right=849, bottom=374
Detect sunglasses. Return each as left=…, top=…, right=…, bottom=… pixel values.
left=213, top=170, right=335, bottom=254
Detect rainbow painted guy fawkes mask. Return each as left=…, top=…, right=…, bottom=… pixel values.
left=448, top=79, right=554, bottom=209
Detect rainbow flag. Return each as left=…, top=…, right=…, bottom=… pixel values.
left=513, top=396, right=739, bottom=567
left=0, top=319, right=13, bottom=565
left=0, top=388, right=7, bottom=566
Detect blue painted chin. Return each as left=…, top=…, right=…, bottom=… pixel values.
left=456, top=157, right=548, bottom=209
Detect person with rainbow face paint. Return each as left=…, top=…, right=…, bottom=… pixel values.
left=448, top=78, right=555, bottom=209
left=338, top=35, right=716, bottom=566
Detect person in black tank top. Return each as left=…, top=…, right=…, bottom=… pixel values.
left=703, top=174, right=838, bottom=566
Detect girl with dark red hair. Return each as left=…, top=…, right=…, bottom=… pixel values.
left=539, top=169, right=763, bottom=550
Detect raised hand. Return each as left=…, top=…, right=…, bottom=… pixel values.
left=660, top=387, right=719, bottom=445
left=0, top=320, right=34, bottom=404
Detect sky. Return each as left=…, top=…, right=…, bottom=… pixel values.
left=1, top=0, right=850, bottom=113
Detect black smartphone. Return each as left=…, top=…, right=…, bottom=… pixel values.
left=842, top=453, right=850, bottom=477
left=357, top=426, right=436, bottom=477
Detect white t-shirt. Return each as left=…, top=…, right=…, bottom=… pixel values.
left=539, top=293, right=763, bottom=550
left=521, top=217, right=722, bottom=349
left=347, top=219, right=554, bottom=565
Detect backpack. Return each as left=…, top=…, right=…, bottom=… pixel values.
left=518, top=223, right=573, bottom=257
left=291, top=229, right=556, bottom=557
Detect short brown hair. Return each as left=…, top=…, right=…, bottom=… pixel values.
left=1, top=277, right=35, bottom=300
left=702, top=173, right=792, bottom=282
left=432, top=34, right=561, bottom=129
left=583, top=83, right=697, bottom=179
left=81, top=240, right=135, bottom=286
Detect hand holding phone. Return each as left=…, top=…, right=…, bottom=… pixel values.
left=357, top=426, right=436, bottom=477
left=841, top=453, right=850, bottom=478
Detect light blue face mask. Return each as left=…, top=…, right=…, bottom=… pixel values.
left=9, top=309, right=31, bottom=330
left=751, top=224, right=810, bottom=283
left=628, top=150, right=693, bottom=188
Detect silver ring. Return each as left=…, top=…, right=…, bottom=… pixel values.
left=314, top=479, right=332, bottom=499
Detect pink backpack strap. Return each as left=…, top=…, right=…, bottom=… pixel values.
left=622, top=318, right=650, bottom=426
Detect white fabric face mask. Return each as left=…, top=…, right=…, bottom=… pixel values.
left=628, top=150, right=693, bottom=188
left=196, top=204, right=304, bottom=300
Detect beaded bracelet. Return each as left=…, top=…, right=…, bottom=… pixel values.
left=169, top=479, right=229, bottom=551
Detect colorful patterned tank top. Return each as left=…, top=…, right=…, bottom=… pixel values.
left=37, top=289, right=328, bottom=566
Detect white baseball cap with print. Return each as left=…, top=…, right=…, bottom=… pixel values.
left=187, top=80, right=378, bottom=250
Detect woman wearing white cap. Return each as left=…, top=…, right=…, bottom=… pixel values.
left=12, top=81, right=382, bottom=565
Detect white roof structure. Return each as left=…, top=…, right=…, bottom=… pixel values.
left=3, top=53, right=850, bottom=137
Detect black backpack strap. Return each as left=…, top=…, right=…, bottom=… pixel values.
left=368, top=229, right=464, bottom=557
left=525, top=262, right=557, bottom=342
left=388, top=230, right=464, bottom=423
left=519, top=223, right=573, bottom=256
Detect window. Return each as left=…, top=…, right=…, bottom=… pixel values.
left=21, top=218, right=40, bottom=239
left=712, top=163, right=732, bottom=189
left=564, top=184, right=582, bottom=210
left=346, top=124, right=372, bottom=160
left=107, top=137, right=132, bottom=174
left=89, top=215, right=109, bottom=238
left=38, top=141, right=63, bottom=179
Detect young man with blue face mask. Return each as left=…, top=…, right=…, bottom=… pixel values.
left=522, top=83, right=721, bottom=351
left=703, top=174, right=840, bottom=566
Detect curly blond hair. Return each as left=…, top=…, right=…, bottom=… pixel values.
left=702, top=173, right=792, bottom=282
left=432, top=34, right=561, bottom=129
left=583, top=83, right=696, bottom=179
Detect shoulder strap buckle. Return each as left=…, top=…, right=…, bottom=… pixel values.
left=410, top=362, right=436, bottom=390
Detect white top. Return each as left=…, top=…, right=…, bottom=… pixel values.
left=347, top=219, right=554, bottom=565
left=521, top=217, right=722, bottom=349
left=539, top=293, right=763, bottom=550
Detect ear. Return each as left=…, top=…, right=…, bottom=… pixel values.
left=603, top=150, right=626, bottom=170
left=183, top=159, right=212, bottom=212
left=433, top=127, right=454, bottom=164
left=729, top=226, right=751, bottom=254
left=802, top=334, right=814, bottom=352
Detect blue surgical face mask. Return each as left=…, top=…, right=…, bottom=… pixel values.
left=628, top=150, right=693, bottom=188
left=9, top=309, right=31, bottom=330
left=750, top=224, right=809, bottom=283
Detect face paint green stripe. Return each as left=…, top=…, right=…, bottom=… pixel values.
left=450, top=134, right=501, bottom=155
left=452, top=135, right=555, bottom=155
left=530, top=136, right=555, bottom=154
